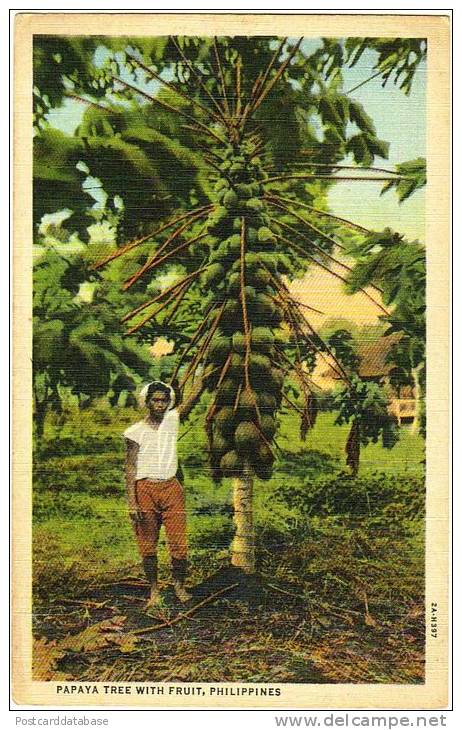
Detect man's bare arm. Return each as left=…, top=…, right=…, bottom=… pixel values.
left=124, top=438, right=141, bottom=519
left=176, top=375, right=206, bottom=422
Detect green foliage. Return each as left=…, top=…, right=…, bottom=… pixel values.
left=33, top=129, right=93, bottom=234
left=275, top=470, right=424, bottom=522
left=33, top=36, right=102, bottom=121
left=346, top=132, right=389, bottom=166
left=33, top=249, right=154, bottom=436
left=34, top=103, right=209, bottom=237
left=381, top=158, right=427, bottom=202
left=332, top=376, right=399, bottom=449
left=345, top=38, right=427, bottom=95
left=326, top=329, right=360, bottom=373
left=346, top=227, right=426, bottom=431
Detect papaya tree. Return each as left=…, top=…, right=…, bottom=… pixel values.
left=34, top=35, right=426, bottom=573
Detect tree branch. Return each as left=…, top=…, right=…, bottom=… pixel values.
left=251, top=38, right=303, bottom=115
left=121, top=266, right=208, bottom=323
left=122, top=220, right=208, bottom=290
left=264, top=173, right=408, bottom=183
left=169, top=36, right=229, bottom=123
left=271, top=218, right=384, bottom=295
left=264, top=193, right=371, bottom=234
left=267, top=201, right=347, bottom=252
left=112, top=76, right=225, bottom=144
left=90, top=205, right=213, bottom=271
left=126, top=52, right=222, bottom=124
left=275, top=232, right=390, bottom=316
left=212, top=37, right=231, bottom=119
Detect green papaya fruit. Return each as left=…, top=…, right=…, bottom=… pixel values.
left=223, top=189, right=239, bottom=209
left=217, top=378, right=238, bottom=406
left=258, top=252, right=277, bottom=273
left=251, top=326, right=275, bottom=352
left=220, top=450, right=243, bottom=476
left=211, top=432, right=231, bottom=459
left=228, top=352, right=244, bottom=379
left=214, top=178, right=229, bottom=193
left=249, top=353, right=272, bottom=379
left=202, top=263, right=225, bottom=287
left=244, top=285, right=257, bottom=303
left=232, top=332, right=246, bottom=353
left=229, top=162, right=245, bottom=174
left=266, top=367, right=284, bottom=393
left=252, top=293, right=276, bottom=321
left=207, top=335, right=231, bottom=364
left=246, top=227, right=258, bottom=243
left=237, top=387, right=257, bottom=418
left=244, top=252, right=261, bottom=270
left=245, top=198, right=264, bottom=213
left=257, top=392, right=277, bottom=412
left=257, top=226, right=276, bottom=243
left=235, top=183, right=254, bottom=199
left=247, top=267, right=271, bottom=289
left=258, top=443, right=274, bottom=466
left=260, top=414, right=276, bottom=439
left=215, top=407, right=235, bottom=438
left=227, top=272, right=241, bottom=295
left=235, top=421, right=262, bottom=454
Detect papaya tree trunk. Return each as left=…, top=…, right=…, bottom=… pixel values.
left=231, top=463, right=255, bottom=573
left=410, top=362, right=424, bottom=436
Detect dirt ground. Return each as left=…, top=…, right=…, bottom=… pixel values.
left=33, top=565, right=425, bottom=685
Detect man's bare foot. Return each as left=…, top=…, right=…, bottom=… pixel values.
left=145, top=585, right=162, bottom=609
left=173, top=581, right=192, bottom=603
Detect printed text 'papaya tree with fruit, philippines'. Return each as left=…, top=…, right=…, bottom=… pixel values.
left=57, top=36, right=426, bottom=574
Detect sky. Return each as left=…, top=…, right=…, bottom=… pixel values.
left=43, top=40, right=426, bottom=327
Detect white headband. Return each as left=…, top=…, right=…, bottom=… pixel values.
left=138, top=381, right=176, bottom=409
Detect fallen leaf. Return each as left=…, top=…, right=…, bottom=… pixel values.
left=59, top=615, right=137, bottom=654
left=33, top=637, right=70, bottom=681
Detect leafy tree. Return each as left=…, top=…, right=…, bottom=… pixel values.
left=345, top=37, right=427, bottom=95
left=33, top=249, right=153, bottom=436
left=381, top=158, right=426, bottom=202
left=313, top=37, right=427, bottom=95
left=326, top=329, right=399, bottom=476
left=346, top=228, right=426, bottom=435
left=33, top=35, right=426, bottom=573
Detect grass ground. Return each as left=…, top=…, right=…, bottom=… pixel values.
left=32, top=401, right=426, bottom=684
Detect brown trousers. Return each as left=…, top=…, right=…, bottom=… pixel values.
left=132, top=477, right=187, bottom=560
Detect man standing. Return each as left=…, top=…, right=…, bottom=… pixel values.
left=124, top=380, right=191, bottom=608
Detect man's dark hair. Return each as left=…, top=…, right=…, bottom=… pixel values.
left=146, top=381, right=171, bottom=402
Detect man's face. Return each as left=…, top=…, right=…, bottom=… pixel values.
left=147, top=390, right=170, bottom=418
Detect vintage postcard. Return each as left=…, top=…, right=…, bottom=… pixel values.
left=12, top=12, right=450, bottom=708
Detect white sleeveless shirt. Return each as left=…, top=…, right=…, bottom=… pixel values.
left=123, top=409, right=179, bottom=481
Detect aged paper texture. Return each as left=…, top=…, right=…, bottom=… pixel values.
left=13, top=12, right=450, bottom=708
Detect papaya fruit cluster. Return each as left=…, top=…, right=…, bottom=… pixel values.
left=200, top=141, right=287, bottom=482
